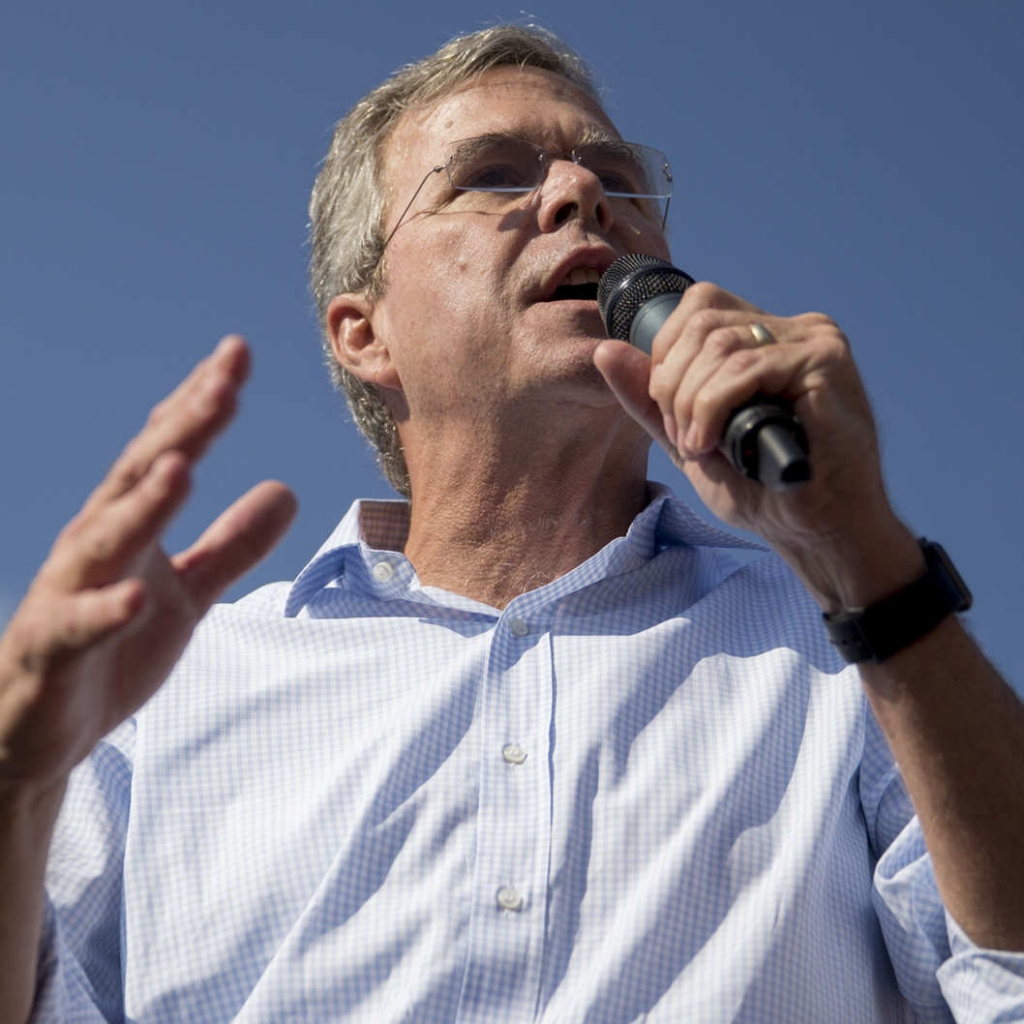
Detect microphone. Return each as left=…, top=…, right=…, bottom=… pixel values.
left=598, top=254, right=811, bottom=490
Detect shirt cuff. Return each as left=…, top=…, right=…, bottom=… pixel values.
left=936, top=910, right=1024, bottom=1024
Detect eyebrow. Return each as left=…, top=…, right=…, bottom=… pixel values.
left=576, top=125, right=620, bottom=147
left=443, top=125, right=622, bottom=157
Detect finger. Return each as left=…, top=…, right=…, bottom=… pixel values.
left=4, top=578, right=147, bottom=676
left=671, top=321, right=784, bottom=448
left=684, top=342, right=813, bottom=456
left=650, top=312, right=770, bottom=448
left=684, top=315, right=850, bottom=456
left=44, top=450, right=192, bottom=590
left=50, top=579, right=149, bottom=655
left=85, top=335, right=251, bottom=512
left=173, top=481, right=298, bottom=610
left=648, top=282, right=759, bottom=366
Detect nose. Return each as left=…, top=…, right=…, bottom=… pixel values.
left=536, top=158, right=613, bottom=234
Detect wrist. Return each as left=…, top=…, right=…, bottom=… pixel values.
left=824, top=539, right=973, bottom=663
left=776, top=518, right=924, bottom=615
left=0, top=773, right=67, bottom=826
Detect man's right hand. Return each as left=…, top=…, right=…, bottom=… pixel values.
left=0, top=335, right=297, bottom=799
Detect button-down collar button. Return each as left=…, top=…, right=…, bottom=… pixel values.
left=496, top=886, right=524, bottom=911
left=372, top=562, right=395, bottom=582
left=509, top=617, right=529, bottom=637
left=502, top=744, right=528, bottom=765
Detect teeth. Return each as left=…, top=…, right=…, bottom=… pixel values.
left=561, top=266, right=602, bottom=287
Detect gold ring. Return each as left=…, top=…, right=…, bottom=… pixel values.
left=750, top=322, right=775, bottom=346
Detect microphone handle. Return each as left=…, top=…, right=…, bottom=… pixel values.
left=628, top=293, right=811, bottom=492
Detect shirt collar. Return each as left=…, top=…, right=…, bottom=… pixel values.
left=284, top=485, right=763, bottom=618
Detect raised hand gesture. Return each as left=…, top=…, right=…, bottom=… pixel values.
left=0, top=336, right=296, bottom=797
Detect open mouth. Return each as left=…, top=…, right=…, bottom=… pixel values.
left=545, top=266, right=601, bottom=302
left=549, top=282, right=599, bottom=302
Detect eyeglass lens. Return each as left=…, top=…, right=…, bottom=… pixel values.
left=380, top=135, right=673, bottom=259
left=445, top=136, right=672, bottom=204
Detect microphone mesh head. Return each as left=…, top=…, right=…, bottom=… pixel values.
left=598, top=254, right=694, bottom=341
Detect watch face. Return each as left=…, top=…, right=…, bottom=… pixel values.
left=926, top=541, right=973, bottom=612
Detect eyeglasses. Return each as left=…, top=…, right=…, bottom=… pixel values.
left=378, top=134, right=673, bottom=257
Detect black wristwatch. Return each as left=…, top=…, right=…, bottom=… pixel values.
left=823, top=539, right=972, bottom=664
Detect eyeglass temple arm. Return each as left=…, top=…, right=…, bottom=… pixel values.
left=378, top=163, right=446, bottom=255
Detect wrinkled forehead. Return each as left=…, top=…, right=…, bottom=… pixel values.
left=380, top=66, right=620, bottom=197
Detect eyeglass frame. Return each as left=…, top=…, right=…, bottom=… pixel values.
left=375, top=134, right=673, bottom=263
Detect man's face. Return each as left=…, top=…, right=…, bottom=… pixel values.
left=367, top=66, right=671, bottom=425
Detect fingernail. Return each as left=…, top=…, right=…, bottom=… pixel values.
left=662, top=414, right=677, bottom=446
left=684, top=422, right=701, bottom=454
left=214, top=335, right=245, bottom=362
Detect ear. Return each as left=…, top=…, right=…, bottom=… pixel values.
left=326, top=292, right=401, bottom=390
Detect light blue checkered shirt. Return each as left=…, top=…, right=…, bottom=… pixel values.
left=35, top=489, right=1024, bottom=1022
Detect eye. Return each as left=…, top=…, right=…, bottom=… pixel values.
left=448, top=136, right=543, bottom=193
left=596, top=169, right=640, bottom=195
left=578, top=142, right=654, bottom=197
left=459, top=161, right=534, bottom=190
left=591, top=158, right=650, bottom=197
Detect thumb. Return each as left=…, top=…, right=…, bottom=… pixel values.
left=593, top=339, right=673, bottom=451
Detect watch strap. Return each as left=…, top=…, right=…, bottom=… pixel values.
left=823, top=539, right=972, bottom=663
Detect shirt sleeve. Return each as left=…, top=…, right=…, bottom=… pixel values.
left=860, top=704, right=1024, bottom=1024
left=30, top=720, right=135, bottom=1024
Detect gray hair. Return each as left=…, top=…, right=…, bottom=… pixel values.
left=308, top=24, right=601, bottom=497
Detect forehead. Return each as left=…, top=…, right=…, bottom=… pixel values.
left=382, top=66, right=619, bottom=186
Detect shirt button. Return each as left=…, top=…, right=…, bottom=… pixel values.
left=502, top=744, right=528, bottom=765
left=509, top=617, right=529, bottom=637
left=496, top=886, right=524, bottom=911
left=372, top=562, right=395, bottom=582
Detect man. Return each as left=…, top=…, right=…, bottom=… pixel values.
left=2, top=24, right=1023, bottom=1023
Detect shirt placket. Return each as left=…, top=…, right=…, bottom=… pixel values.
left=455, top=599, right=554, bottom=1024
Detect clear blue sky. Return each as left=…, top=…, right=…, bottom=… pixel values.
left=2, top=1, right=1022, bottom=691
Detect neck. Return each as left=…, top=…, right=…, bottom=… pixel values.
left=401, top=407, right=649, bottom=608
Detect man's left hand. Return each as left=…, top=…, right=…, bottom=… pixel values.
left=593, top=281, right=923, bottom=611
